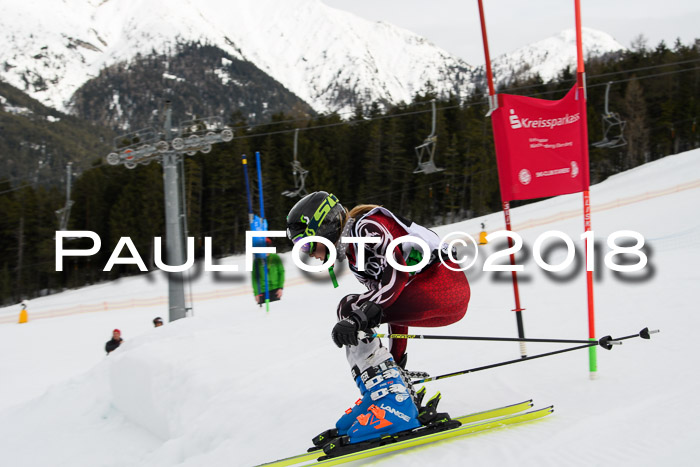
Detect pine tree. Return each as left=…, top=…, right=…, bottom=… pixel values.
left=623, top=78, right=649, bottom=169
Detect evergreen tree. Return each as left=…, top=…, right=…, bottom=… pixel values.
left=623, top=78, right=649, bottom=169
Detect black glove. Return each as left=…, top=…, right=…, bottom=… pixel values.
left=331, top=302, right=383, bottom=348
left=332, top=317, right=360, bottom=348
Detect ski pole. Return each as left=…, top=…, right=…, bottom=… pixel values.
left=360, top=332, right=618, bottom=346
left=243, top=154, right=263, bottom=308
left=241, top=154, right=254, bottom=227
left=244, top=153, right=267, bottom=308
left=410, top=328, right=659, bottom=384
left=609, top=327, right=659, bottom=342
left=255, top=151, right=270, bottom=312
left=255, top=151, right=265, bottom=220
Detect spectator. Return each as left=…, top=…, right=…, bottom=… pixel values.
left=252, top=239, right=285, bottom=305
left=153, top=317, right=164, bottom=327
left=105, top=329, right=123, bottom=355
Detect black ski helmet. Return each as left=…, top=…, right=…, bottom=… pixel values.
left=286, top=191, right=345, bottom=251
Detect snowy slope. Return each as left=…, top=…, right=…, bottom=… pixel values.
left=0, top=0, right=473, bottom=115
left=1, top=149, right=699, bottom=466
left=486, top=27, right=626, bottom=87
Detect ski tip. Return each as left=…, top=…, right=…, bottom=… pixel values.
left=529, top=405, right=554, bottom=415
left=516, top=399, right=534, bottom=408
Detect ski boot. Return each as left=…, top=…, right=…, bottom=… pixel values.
left=346, top=357, right=421, bottom=443
left=312, top=358, right=419, bottom=448
left=396, top=354, right=450, bottom=426
left=396, top=353, right=430, bottom=405
left=310, top=365, right=370, bottom=449
left=321, top=357, right=421, bottom=456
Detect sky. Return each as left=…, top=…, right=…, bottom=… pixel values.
left=322, top=0, right=700, bottom=65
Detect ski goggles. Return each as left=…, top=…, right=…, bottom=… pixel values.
left=291, top=233, right=316, bottom=254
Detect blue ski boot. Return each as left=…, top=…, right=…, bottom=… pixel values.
left=311, top=365, right=371, bottom=448
left=344, top=358, right=421, bottom=444
left=335, top=365, right=372, bottom=435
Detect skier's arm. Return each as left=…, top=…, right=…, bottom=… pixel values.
left=352, top=217, right=410, bottom=310
left=332, top=301, right=383, bottom=347
left=331, top=254, right=407, bottom=348
left=332, top=216, right=410, bottom=347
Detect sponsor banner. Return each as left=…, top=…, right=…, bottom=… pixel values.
left=491, top=85, right=587, bottom=201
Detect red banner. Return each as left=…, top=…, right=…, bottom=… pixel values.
left=491, top=85, right=588, bottom=201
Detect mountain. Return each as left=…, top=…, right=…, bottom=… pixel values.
left=0, top=0, right=629, bottom=135
left=480, top=28, right=626, bottom=89
left=0, top=0, right=475, bottom=118
left=70, top=43, right=315, bottom=131
left=0, top=80, right=113, bottom=186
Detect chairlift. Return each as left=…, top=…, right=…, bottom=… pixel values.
left=592, top=82, right=627, bottom=149
left=414, top=100, right=444, bottom=174
left=281, top=129, right=309, bottom=197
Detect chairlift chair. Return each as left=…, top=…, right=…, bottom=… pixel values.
left=414, top=100, right=444, bottom=174
left=282, top=129, right=310, bottom=197
left=592, top=82, right=627, bottom=149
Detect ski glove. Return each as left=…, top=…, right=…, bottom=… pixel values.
left=331, top=302, right=383, bottom=348
left=331, top=317, right=360, bottom=347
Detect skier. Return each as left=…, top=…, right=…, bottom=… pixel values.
left=286, top=191, right=470, bottom=446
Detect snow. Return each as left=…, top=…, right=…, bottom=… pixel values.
left=1, top=148, right=700, bottom=466
left=0, top=0, right=474, bottom=115
left=0, top=1, right=625, bottom=117
left=162, top=73, right=185, bottom=82
left=0, top=94, right=34, bottom=117
left=487, top=28, right=626, bottom=87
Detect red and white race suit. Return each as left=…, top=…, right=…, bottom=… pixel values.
left=338, top=207, right=471, bottom=363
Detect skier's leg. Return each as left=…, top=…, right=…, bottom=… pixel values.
left=387, top=323, right=408, bottom=366
left=331, top=293, right=420, bottom=441
left=377, top=263, right=470, bottom=428
left=342, top=339, right=421, bottom=444
left=333, top=294, right=386, bottom=436
left=384, top=261, right=470, bottom=328
left=333, top=336, right=382, bottom=435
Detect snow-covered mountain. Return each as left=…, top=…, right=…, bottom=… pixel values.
left=0, top=0, right=474, bottom=116
left=0, top=0, right=627, bottom=120
left=484, top=28, right=626, bottom=88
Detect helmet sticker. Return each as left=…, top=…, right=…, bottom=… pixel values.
left=305, top=194, right=338, bottom=237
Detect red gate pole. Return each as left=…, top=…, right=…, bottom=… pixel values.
left=574, top=0, right=597, bottom=378
left=478, top=0, right=527, bottom=358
